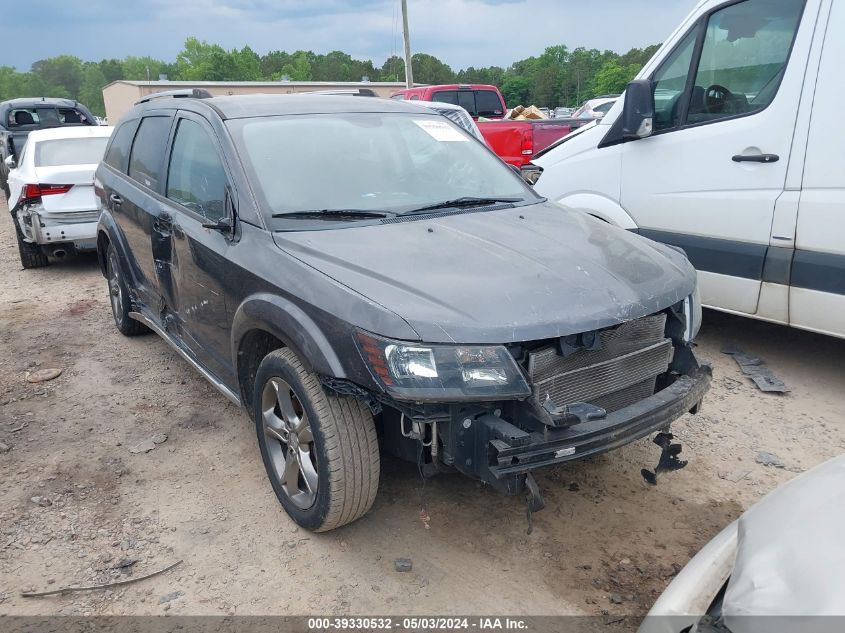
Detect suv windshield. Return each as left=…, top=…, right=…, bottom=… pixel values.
left=228, top=112, right=533, bottom=222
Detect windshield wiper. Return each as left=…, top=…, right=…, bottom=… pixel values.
left=400, top=197, right=523, bottom=216
left=272, top=209, right=393, bottom=220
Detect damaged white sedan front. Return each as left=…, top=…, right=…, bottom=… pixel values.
left=6, top=125, right=112, bottom=268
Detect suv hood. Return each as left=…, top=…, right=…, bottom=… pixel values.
left=272, top=202, right=695, bottom=344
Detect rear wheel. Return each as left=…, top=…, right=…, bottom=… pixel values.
left=254, top=348, right=380, bottom=531
left=14, top=220, right=48, bottom=269
left=106, top=245, right=149, bottom=336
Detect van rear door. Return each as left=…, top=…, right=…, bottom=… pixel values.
left=619, top=0, right=815, bottom=316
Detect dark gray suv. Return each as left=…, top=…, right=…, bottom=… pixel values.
left=95, top=91, right=710, bottom=531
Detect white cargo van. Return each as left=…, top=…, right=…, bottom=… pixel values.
left=534, top=0, right=844, bottom=339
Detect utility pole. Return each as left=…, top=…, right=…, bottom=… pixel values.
left=401, top=0, right=413, bottom=88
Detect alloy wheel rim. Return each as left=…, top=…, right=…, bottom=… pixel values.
left=261, top=377, right=318, bottom=509
left=108, top=256, right=123, bottom=317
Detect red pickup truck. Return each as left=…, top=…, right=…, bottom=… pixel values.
left=391, top=84, right=507, bottom=118
left=391, top=84, right=578, bottom=167
left=476, top=118, right=578, bottom=167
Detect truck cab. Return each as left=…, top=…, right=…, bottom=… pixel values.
left=534, top=0, right=845, bottom=339
left=390, top=84, right=507, bottom=119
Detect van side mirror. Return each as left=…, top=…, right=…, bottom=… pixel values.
left=4, top=155, right=16, bottom=170
left=598, top=79, right=655, bottom=149
left=621, top=79, right=655, bottom=140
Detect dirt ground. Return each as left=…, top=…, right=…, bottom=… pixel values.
left=1, top=196, right=844, bottom=626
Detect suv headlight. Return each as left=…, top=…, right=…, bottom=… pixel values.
left=682, top=283, right=703, bottom=342
left=356, top=331, right=531, bottom=402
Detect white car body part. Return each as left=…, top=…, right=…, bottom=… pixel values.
left=411, top=100, right=486, bottom=143
left=8, top=125, right=113, bottom=253
left=642, top=454, right=845, bottom=633
left=572, top=97, right=618, bottom=120
left=534, top=0, right=845, bottom=340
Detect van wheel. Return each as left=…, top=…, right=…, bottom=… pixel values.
left=106, top=245, right=149, bottom=336
left=254, top=348, right=379, bottom=532
left=14, top=221, right=48, bottom=269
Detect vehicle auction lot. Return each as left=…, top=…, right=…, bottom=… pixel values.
left=1, top=196, right=843, bottom=624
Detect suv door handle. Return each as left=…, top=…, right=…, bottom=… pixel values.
left=153, top=213, right=173, bottom=233
left=732, top=153, right=779, bottom=163
left=109, top=193, right=123, bottom=206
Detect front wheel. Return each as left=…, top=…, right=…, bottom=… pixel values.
left=254, top=348, right=379, bottom=531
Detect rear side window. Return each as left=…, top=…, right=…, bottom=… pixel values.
left=6, top=107, right=88, bottom=128
left=476, top=90, right=504, bottom=117
left=166, top=119, right=227, bottom=222
left=57, top=108, right=90, bottom=125
left=8, top=108, right=40, bottom=127
left=35, top=137, right=109, bottom=167
left=431, top=90, right=503, bottom=117
left=103, top=120, right=138, bottom=172
left=128, top=116, right=172, bottom=190
left=432, top=90, right=459, bottom=106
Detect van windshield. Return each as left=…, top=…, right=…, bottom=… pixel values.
left=228, top=112, right=533, bottom=223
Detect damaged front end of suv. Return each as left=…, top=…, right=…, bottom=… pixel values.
left=346, top=288, right=709, bottom=511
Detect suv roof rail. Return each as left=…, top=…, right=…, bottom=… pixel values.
left=306, top=88, right=377, bottom=97
left=135, top=88, right=214, bottom=105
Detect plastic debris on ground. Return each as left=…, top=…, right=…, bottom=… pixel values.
left=721, top=344, right=790, bottom=393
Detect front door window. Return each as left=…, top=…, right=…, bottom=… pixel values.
left=651, top=0, right=805, bottom=132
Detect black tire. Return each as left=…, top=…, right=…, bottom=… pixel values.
left=106, top=245, right=149, bottom=336
left=14, top=220, right=49, bottom=269
left=254, top=348, right=379, bottom=532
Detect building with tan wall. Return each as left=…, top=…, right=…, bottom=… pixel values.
left=103, top=80, right=420, bottom=122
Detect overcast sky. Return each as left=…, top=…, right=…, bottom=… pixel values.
left=2, top=0, right=698, bottom=72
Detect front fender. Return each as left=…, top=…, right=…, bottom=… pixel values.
left=231, top=293, right=347, bottom=380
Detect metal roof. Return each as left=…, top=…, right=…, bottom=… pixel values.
left=136, top=92, right=436, bottom=120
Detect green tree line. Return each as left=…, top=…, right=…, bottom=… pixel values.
left=0, top=37, right=660, bottom=117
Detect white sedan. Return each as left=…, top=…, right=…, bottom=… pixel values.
left=6, top=125, right=112, bottom=268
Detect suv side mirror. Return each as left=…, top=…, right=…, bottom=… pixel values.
left=4, top=155, right=16, bottom=170
left=621, top=79, right=655, bottom=140
left=202, top=186, right=237, bottom=235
